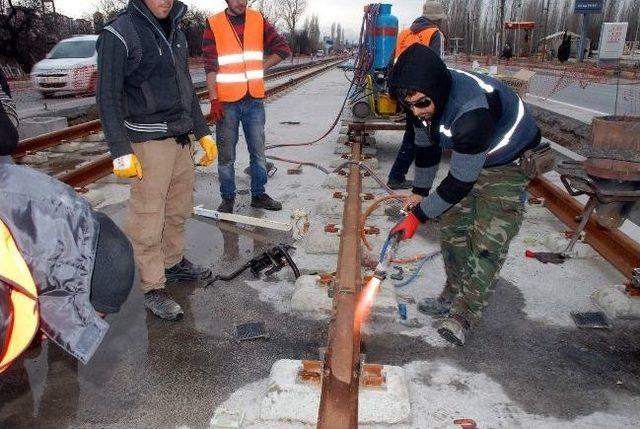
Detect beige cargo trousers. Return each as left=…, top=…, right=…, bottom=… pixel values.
left=125, top=139, right=194, bottom=292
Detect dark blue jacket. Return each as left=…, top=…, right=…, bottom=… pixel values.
left=390, top=44, right=540, bottom=219
left=97, top=0, right=210, bottom=158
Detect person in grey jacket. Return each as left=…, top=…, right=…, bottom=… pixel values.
left=97, top=0, right=218, bottom=321
left=0, top=79, right=134, bottom=368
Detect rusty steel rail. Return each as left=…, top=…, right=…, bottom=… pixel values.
left=528, top=176, right=640, bottom=279
left=15, top=59, right=344, bottom=159
left=317, top=137, right=363, bottom=428
left=14, top=120, right=102, bottom=158
left=55, top=153, right=113, bottom=188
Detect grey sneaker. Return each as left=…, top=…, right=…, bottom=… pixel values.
left=144, top=289, right=184, bottom=321
left=218, top=198, right=234, bottom=214
left=437, top=315, right=469, bottom=346
left=417, top=296, right=452, bottom=317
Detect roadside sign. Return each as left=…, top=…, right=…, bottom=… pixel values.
left=598, top=22, right=629, bottom=60
left=574, top=0, right=603, bottom=14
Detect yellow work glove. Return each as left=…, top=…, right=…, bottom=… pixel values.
left=112, top=154, right=143, bottom=179
left=198, top=135, right=218, bottom=167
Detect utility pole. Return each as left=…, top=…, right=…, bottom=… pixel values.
left=541, top=0, right=550, bottom=62
left=498, top=0, right=506, bottom=56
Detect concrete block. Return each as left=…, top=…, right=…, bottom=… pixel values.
left=291, top=275, right=332, bottom=316
left=303, top=224, right=341, bottom=254
left=370, top=278, right=400, bottom=320
left=259, top=360, right=411, bottom=424
left=322, top=173, right=382, bottom=190
left=363, top=146, right=378, bottom=156
left=18, top=116, right=68, bottom=140
left=49, top=141, right=83, bottom=153
left=543, top=233, right=597, bottom=258
left=592, top=285, right=640, bottom=320
left=84, top=132, right=106, bottom=142
left=333, top=144, right=351, bottom=155
left=316, top=199, right=386, bottom=217
left=329, top=157, right=380, bottom=170
left=20, top=154, right=48, bottom=164
left=81, top=189, right=106, bottom=207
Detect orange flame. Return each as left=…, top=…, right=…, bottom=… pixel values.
left=354, top=277, right=382, bottom=331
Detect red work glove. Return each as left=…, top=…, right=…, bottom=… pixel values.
left=390, top=212, right=421, bottom=241
left=210, top=99, right=224, bottom=122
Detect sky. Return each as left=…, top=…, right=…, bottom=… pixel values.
left=54, top=0, right=426, bottom=40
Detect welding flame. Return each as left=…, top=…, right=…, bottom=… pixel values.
left=354, top=276, right=382, bottom=331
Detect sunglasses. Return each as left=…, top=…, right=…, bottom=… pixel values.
left=402, top=97, right=433, bottom=110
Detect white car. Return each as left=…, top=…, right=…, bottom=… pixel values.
left=31, top=35, right=99, bottom=98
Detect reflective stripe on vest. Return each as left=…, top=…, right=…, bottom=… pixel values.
left=0, top=220, right=39, bottom=373
left=441, top=69, right=526, bottom=156
left=209, top=9, right=265, bottom=102
left=394, top=27, right=439, bottom=61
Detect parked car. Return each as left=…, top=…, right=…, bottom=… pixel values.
left=30, top=35, right=99, bottom=98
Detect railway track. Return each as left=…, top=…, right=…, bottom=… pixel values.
left=13, top=58, right=345, bottom=187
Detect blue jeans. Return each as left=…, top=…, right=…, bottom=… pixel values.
left=388, top=120, right=415, bottom=182
left=216, top=97, right=267, bottom=200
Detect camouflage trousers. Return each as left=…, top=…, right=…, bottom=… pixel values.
left=439, top=163, right=529, bottom=328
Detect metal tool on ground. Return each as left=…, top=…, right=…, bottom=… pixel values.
left=207, top=244, right=300, bottom=287
left=193, top=206, right=310, bottom=240
left=525, top=249, right=567, bottom=264
left=570, top=311, right=613, bottom=329
left=235, top=322, right=269, bottom=341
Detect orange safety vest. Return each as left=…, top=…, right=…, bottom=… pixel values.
left=209, top=8, right=266, bottom=102
left=395, top=27, right=440, bottom=61
left=0, top=220, right=39, bottom=373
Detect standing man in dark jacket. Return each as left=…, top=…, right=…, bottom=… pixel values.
left=387, top=1, right=447, bottom=190
left=389, top=44, right=541, bottom=346
left=97, top=0, right=217, bottom=321
left=202, top=0, right=291, bottom=214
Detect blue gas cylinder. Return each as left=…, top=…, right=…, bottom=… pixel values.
left=373, top=4, right=399, bottom=70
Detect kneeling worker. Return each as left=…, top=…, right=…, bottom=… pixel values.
left=0, top=93, right=134, bottom=372
left=389, top=44, right=542, bottom=346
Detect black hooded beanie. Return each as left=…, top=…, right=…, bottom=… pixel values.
left=390, top=43, right=452, bottom=117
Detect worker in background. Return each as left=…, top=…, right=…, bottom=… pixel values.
left=0, top=80, right=134, bottom=372
left=97, top=0, right=217, bottom=321
left=389, top=44, right=542, bottom=346
left=202, top=0, right=291, bottom=213
left=387, top=0, right=447, bottom=190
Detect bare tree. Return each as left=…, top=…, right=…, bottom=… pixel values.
left=0, top=0, right=48, bottom=72
left=251, top=0, right=282, bottom=28
left=95, top=0, right=127, bottom=21
left=281, top=0, right=308, bottom=42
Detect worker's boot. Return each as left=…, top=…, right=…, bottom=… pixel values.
left=417, top=296, right=452, bottom=317
left=436, top=314, right=470, bottom=346
left=165, top=257, right=212, bottom=283
left=217, top=198, right=235, bottom=214
left=386, top=178, right=413, bottom=190
left=251, top=193, right=282, bottom=211
left=144, top=289, right=184, bottom=321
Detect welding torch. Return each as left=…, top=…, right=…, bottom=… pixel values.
left=372, top=231, right=403, bottom=281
